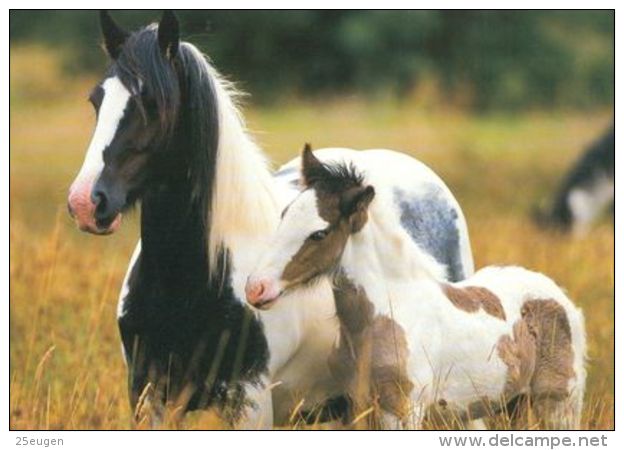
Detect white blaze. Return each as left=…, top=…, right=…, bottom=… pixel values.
left=74, top=76, right=132, bottom=185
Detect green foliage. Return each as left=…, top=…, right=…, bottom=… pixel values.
left=9, top=10, right=614, bottom=110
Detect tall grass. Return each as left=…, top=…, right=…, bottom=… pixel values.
left=9, top=46, right=614, bottom=429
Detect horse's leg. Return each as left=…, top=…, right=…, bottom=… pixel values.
left=231, top=378, right=274, bottom=430
left=133, top=382, right=166, bottom=429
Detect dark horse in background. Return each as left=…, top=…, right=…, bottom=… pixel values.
left=535, top=121, right=614, bottom=235
left=67, top=11, right=474, bottom=428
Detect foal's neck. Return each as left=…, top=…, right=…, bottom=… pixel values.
left=340, top=203, right=445, bottom=302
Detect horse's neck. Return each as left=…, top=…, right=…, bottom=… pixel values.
left=340, top=203, right=444, bottom=309
left=140, top=66, right=280, bottom=294
left=140, top=176, right=209, bottom=292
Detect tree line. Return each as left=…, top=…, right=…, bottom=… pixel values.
left=10, top=10, right=614, bottom=110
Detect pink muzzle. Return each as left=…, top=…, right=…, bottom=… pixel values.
left=67, top=176, right=121, bottom=235
left=245, top=277, right=282, bottom=310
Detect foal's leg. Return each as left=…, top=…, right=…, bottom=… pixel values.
left=532, top=396, right=576, bottom=430
left=379, top=410, right=407, bottom=430
left=465, top=419, right=488, bottom=430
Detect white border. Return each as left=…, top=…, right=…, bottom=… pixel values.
left=3, top=2, right=620, bottom=449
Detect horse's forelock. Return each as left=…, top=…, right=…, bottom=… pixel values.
left=114, top=25, right=181, bottom=137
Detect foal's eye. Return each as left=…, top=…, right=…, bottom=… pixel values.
left=309, top=230, right=328, bottom=241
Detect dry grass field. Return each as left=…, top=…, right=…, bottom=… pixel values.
left=9, top=47, right=614, bottom=430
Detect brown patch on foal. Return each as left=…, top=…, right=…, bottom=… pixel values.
left=282, top=169, right=372, bottom=285
left=494, top=298, right=575, bottom=428
left=442, top=284, right=506, bottom=321
left=329, top=272, right=413, bottom=426
left=371, top=316, right=414, bottom=419
left=282, top=219, right=350, bottom=285
left=521, top=299, right=575, bottom=400
left=497, top=319, right=537, bottom=398
left=427, top=297, right=576, bottom=427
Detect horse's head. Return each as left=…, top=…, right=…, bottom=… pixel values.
left=68, top=11, right=182, bottom=234
left=245, top=145, right=376, bottom=310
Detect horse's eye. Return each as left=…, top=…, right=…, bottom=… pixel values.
left=309, top=230, right=328, bottom=241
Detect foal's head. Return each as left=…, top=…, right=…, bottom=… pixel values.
left=245, top=145, right=375, bottom=309
left=68, top=11, right=198, bottom=234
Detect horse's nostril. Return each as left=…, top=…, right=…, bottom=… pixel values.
left=91, top=189, right=116, bottom=226
left=91, top=190, right=105, bottom=207
left=92, top=190, right=113, bottom=221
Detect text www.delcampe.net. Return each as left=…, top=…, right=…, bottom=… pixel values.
left=439, top=433, right=609, bottom=449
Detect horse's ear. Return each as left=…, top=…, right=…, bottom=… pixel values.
left=301, top=143, right=327, bottom=187
left=158, top=10, right=180, bottom=59
left=100, top=11, right=129, bottom=59
left=341, top=185, right=375, bottom=233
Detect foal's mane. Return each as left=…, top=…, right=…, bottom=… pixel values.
left=311, top=160, right=449, bottom=282
left=308, top=160, right=365, bottom=194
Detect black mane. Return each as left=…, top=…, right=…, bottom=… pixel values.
left=114, top=23, right=269, bottom=419
left=112, top=25, right=219, bottom=237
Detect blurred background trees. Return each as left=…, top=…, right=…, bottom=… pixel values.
left=10, top=10, right=613, bottom=110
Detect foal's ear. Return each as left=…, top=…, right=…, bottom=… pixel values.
left=301, top=143, right=328, bottom=187
left=158, top=10, right=180, bottom=59
left=100, top=11, right=129, bottom=59
left=342, top=185, right=375, bottom=233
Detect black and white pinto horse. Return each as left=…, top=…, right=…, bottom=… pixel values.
left=67, top=11, right=474, bottom=428
left=535, top=122, right=614, bottom=235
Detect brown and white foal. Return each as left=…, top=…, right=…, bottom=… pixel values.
left=246, top=146, right=587, bottom=429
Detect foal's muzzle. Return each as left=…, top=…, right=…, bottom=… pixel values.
left=245, top=276, right=283, bottom=310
